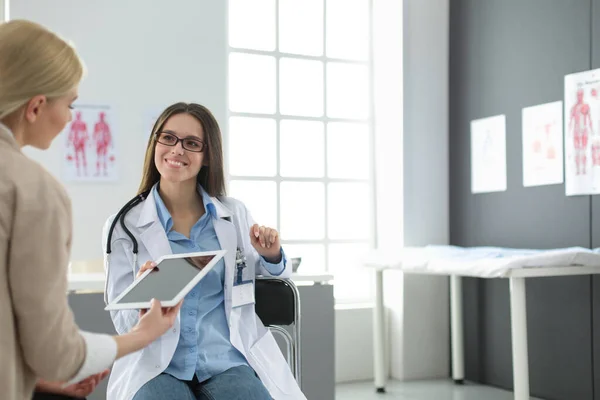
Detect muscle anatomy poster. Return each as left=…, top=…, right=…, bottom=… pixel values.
left=565, top=69, right=600, bottom=195
left=63, top=104, right=117, bottom=182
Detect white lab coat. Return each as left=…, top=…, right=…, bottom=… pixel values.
left=102, top=192, right=306, bottom=400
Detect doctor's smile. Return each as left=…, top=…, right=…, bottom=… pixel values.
left=164, top=158, right=188, bottom=168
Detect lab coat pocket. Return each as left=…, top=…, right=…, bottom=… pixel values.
left=247, top=331, right=295, bottom=396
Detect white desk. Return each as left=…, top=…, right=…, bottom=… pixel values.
left=364, top=247, right=600, bottom=400
left=67, top=272, right=106, bottom=292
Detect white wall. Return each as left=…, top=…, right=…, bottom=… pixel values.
left=372, top=0, right=406, bottom=382
left=397, top=0, right=450, bottom=381
left=14, top=0, right=227, bottom=262
left=335, top=306, right=375, bottom=382
left=402, top=0, right=450, bottom=249
left=331, top=0, right=405, bottom=384
left=0, top=0, right=6, bottom=22
left=336, top=0, right=450, bottom=384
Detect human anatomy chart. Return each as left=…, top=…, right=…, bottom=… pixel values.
left=522, top=101, right=563, bottom=187
left=63, top=105, right=117, bottom=182
left=564, top=69, right=600, bottom=196
left=471, top=114, right=507, bottom=194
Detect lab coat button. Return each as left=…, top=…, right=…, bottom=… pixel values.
left=155, top=365, right=160, bottom=369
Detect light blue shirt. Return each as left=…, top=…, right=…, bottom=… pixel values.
left=152, top=184, right=284, bottom=382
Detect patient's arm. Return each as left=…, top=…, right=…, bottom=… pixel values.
left=36, top=369, right=109, bottom=397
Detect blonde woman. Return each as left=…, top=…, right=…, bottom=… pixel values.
left=0, top=20, right=183, bottom=400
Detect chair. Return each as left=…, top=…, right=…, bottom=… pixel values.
left=254, top=277, right=302, bottom=387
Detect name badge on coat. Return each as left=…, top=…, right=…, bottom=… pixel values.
left=233, top=248, right=254, bottom=308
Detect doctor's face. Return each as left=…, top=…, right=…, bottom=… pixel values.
left=154, top=113, right=206, bottom=184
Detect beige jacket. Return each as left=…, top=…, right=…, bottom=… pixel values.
left=0, top=126, right=87, bottom=400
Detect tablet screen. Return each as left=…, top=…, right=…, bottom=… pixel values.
left=117, top=254, right=217, bottom=304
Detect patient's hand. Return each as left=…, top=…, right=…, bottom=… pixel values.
left=36, top=369, right=110, bottom=397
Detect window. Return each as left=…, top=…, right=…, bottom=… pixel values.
left=227, top=0, right=374, bottom=303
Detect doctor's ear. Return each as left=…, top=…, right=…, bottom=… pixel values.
left=24, top=95, right=47, bottom=123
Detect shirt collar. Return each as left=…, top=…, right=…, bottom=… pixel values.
left=0, top=122, right=12, bottom=134
left=152, top=182, right=217, bottom=232
left=0, top=122, right=20, bottom=151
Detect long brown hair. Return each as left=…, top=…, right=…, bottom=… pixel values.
left=138, top=102, right=226, bottom=197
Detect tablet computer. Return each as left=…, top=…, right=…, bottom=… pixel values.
left=104, top=250, right=226, bottom=311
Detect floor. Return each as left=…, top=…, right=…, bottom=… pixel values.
left=336, top=380, right=544, bottom=400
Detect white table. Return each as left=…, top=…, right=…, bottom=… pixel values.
left=364, top=247, right=600, bottom=400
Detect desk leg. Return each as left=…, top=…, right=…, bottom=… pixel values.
left=373, top=268, right=386, bottom=393
left=450, top=275, right=464, bottom=384
left=509, top=277, right=530, bottom=400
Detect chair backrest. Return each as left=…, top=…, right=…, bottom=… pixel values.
left=255, top=278, right=296, bottom=326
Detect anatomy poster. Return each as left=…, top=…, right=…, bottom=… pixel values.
left=471, top=115, right=507, bottom=194
left=564, top=68, right=600, bottom=196
left=62, top=105, right=117, bottom=182
left=522, top=101, right=563, bottom=187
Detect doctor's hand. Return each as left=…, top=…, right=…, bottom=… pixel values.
left=137, top=260, right=158, bottom=279
left=250, top=224, right=282, bottom=263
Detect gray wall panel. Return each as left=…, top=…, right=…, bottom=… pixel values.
left=450, top=1, right=594, bottom=398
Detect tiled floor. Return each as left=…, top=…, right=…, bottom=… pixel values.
left=336, top=379, right=544, bottom=400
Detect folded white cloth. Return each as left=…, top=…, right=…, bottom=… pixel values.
left=363, top=246, right=600, bottom=278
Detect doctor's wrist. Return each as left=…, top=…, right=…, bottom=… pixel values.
left=262, top=248, right=283, bottom=264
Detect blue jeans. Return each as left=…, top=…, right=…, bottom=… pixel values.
left=133, top=366, right=272, bottom=400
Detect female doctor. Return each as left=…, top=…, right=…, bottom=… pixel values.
left=103, top=102, right=306, bottom=400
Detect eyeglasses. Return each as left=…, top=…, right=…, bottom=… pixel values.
left=155, top=131, right=205, bottom=153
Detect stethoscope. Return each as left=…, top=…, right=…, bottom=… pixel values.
left=104, top=189, right=249, bottom=302
left=105, top=189, right=152, bottom=279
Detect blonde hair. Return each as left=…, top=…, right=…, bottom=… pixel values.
left=0, top=20, right=83, bottom=119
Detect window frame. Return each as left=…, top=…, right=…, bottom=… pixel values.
left=226, top=0, right=377, bottom=304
